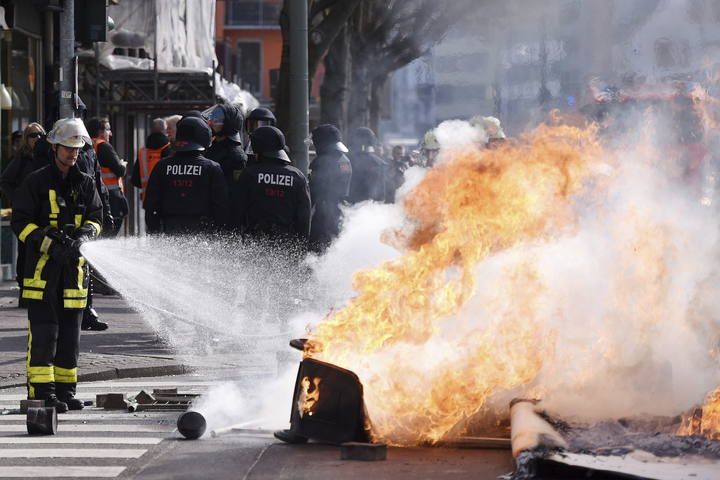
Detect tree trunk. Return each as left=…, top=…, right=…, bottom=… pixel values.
left=369, top=76, right=386, bottom=136
left=320, top=26, right=349, bottom=132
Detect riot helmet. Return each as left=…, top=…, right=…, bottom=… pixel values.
left=311, top=124, right=348, bottom=153
left=250, top=126, right=290, bottom=163
left=174, top=117, right=212, bottom=152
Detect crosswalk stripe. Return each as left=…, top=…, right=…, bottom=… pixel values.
left=0, top=466, right=126, bottom=478
left=0, top=436, right=163, bottom=444
left=0, top=413, right=175, bottom=421
left=0, top=448, right=147, bottom=458
left=0, top=424, right=175, bottom=433
left=0, top=390, right=205, bottom=401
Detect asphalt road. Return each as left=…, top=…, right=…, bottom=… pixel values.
left=0, top=374, right=516, bottom=480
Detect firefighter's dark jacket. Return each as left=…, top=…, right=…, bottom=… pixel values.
left=11, top=162, right=102, bottom=308
left=231, top=157, right=311, bottom=239
left=0, top=152, right=35, bottom=205
left=143, top=151, right=229, bottom=234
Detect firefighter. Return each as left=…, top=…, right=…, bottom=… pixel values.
left=308, top=124, right=352, bottom=252
left=131, top=118, right=171, bottom=202
left=470, top=115, right=506, bottom=149
left=11, top=118, right=102, bottom=412
left=87, top=117, right=128, bottom=236
left=243, top=107, right=277, bottom=163
left=385, top=145, right=409, bottom=203
left=232, top=126, right=310, bottom=242
left=29, top=99, right=112, bottom=331
left=421, top=129, right=440, bottom=167
left=203, top=103, right=248, bottom=186
left=144, top=116, right=229, bottom=235
left=348, top=127, right=386, bottom=204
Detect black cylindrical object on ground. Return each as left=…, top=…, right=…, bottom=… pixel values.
left=27, top=407, right=58, bottom=435
left=177, top=411, right=206, bottom=439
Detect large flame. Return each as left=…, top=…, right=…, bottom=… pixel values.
left=678, top=387, right=720, bottom=439
left=306, top=122, right=603, bottom=444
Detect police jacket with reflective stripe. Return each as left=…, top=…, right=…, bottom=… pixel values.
left=10, top=162, right=103, bottom=307
left=231, top=157, right=311, bottom=239
left=143, top=151, right=229, bottom=234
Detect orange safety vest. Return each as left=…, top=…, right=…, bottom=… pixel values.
left=137, top=144, right=169, bottom=200
left=92, top=138, right=124, bottom=193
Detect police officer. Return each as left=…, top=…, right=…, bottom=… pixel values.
left=232, top=126, right=310, bottom=242
left=11, top=118, right=103, bottom=412
left=131, top=118, right=171, bottom=202
left=243, top=107, right=277, bottom=162
left=308, top=124, right=352, bottom=252
left=203, top=103, right=248, bottom=186
left=144, top=116, right=229, bottom=235
left=87, top=117, right=128, bottom=236
left=348, top=127, right=386, bottom=204
left=385, top=145, right=408, bottom=203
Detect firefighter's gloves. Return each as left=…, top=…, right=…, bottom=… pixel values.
left=48, top=239, right=79, bottom=265
left=103, top=213, right=115, bottom=234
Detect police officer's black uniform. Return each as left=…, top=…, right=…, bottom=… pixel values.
left=205, top=103, right=248, bottom=186
left=231, top=126, right=311, bottom=241
left=144, top=117, right=229, bottom=235
left=12, top=146, right=102, bottom=411
left=348, top=127, right=386, bottom=204
left=243, top=107, right=277, bottom=164
left=309, top=125, right=352, bottom=252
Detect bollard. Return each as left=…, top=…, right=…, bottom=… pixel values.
left=177, top=411, right=206, bottom=440
left=27, top=407, right=57, bottom=435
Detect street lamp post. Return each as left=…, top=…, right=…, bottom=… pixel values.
left=288, top=0, right=309, bottom=175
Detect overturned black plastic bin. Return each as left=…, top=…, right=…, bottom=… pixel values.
left=275, top=357, right=371, bottom=445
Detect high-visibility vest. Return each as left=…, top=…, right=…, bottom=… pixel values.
left=93, top=138, right=124, bottom=192
left=137, top=144, right=169, bottom=200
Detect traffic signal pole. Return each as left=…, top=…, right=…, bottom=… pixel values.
left=288, top=0, right=309, bottom=175
left=59, top=0, right=75, bottom=119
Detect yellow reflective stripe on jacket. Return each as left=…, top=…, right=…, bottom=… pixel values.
left=23, top=253, right=49, bottom=290
left=84, top=220, right=102, bottom=237
left=54, top=366, right=78, bottom=383
left=26, top=321, right=35, bottom=398
left=48, top=190, right=59, bottom=228
left=40, top=236, right=53, bottom=254
left=63, top=288, right=88, bottom=298
left=74, top=214, right=82, bottom=228
left=18, top=223, right=39, bottom=243
left=22, top=289, right=43, bottom=300
left=63, top=299, right=87, bottom=309
left=28, top=366, right=54, bottom=384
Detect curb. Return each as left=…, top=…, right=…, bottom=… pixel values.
left=0, top=364, right=192, bottom=390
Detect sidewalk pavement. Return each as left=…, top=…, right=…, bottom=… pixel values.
left=0, top=280, right=188, bottom=389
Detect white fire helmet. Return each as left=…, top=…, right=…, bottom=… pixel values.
left=46, top=118, right=91, bottom=148
left=470, top=115, right=506, bottom=141
left=422, top=129, right=440, bottom=151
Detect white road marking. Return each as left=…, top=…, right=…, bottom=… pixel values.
left=0, top=424, right=175, bottom=432
left=0, top=436, right=163, bottom=444
left=0, top=466, right=126, bottom=478
left=0, top=448, right=147, bottom=458
left=0, top=412, right=174, bottom=421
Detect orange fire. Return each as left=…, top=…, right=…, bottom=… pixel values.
left=678, top=387, right=720, bottom=440
left=305, top=121, right=604, bottom=444
left=297, top=376, right=321, bottom=418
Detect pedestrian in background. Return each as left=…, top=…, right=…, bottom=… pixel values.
left=308, top=124, right=352, bottom=252
left=1, top=123, right=46, bottom=307
left=87, top=118, right=128, bottom=236
left=11, top=118, right=102, bottom=412
left=348, top=127, right=386, bottom=204
left=385, top=145, right=408, bottom=203
left=131, top=118, right=171, bottom=202
left=144, top=116, right=229, bottom=235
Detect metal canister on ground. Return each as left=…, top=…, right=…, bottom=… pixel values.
left=177, top=411, right=207, bottom=439
left=26, top=407, right=57, bottom=435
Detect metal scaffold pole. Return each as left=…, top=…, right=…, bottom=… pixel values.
left=288, top=0, right=309, bottom=175
left=59, top=0, right=75, bottom=119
